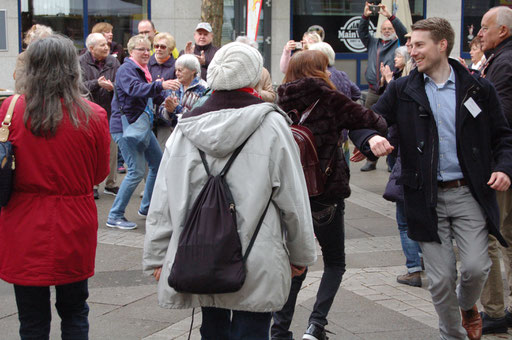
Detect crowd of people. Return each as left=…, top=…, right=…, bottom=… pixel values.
left=1, top=2, right=512, bottom=340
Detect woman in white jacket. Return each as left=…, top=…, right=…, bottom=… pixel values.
left=143, top=42, right=317, bottom=339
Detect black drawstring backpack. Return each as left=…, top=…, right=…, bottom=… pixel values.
left=168, top=137, right=272, bottom=294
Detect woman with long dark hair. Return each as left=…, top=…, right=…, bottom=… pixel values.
left=0, top=34, right=110, bottom=339
left=272, top=50, right=387, bottom=340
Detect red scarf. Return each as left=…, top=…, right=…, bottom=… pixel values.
left=129, top=57, right=152, bottom=83
left=211, top=87, right=262, bottom=99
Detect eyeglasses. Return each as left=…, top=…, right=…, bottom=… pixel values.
left=133, top=47, right=150, bottom=52
left=154, top=44, right=167, bottom=50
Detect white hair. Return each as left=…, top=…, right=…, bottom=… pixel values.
left=494, top=6, right=512, bottom=32
left=85, top=33, right=106, bottom=49
left=308, top=42, right=336, bottom=66
left=176, top=54, right=201, bottom=76
left=394, top=46, right=410, bottom=63
left=235, top=36, right=258, bottom=49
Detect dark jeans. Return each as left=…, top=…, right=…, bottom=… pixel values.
left=200, top=307, right=272, bottom=340
left=13, top=279, right=89, bottom=340
left=271, top=200, right=346, bottom=339
left=396, top=200, right=423, bottom=273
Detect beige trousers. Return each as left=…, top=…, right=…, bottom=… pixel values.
left=481, top=189, right=512, bottom=318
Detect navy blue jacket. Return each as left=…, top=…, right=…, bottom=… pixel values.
left=110, top=58, right=165, bottom=133
left=372, top=59, right=512, bottom=246
left=148, top=54, right=176, bottom=81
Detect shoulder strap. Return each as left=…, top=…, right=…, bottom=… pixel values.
left=298, top=99, right=320, bottom=125
left=324, top=133, right=345, bottom=177
left=242, top=193, right=273, bottom=263
left=0, top=94, right=21, bottom=142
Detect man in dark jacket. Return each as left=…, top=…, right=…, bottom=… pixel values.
left=180, top=22, right=219, bottom=81
left=358, top=1, right=406, bottom=171
left=367, top=17, right=512, bottom=340
left=80, top=33, right=120, bottom=198
left=476, top=6, right=512, bottom=334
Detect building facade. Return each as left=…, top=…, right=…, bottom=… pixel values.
left=0, top=1, right=507, bottom=91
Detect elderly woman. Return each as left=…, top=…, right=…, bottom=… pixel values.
left=107, top=34, right=176, bottom=230
left=143, top=42, right=316, bottom=339
left=379, top=46, right=410, bottom=89
left=80, top=33, right=121, bottom=198
left=148, top=32, right=177, bottom=80
left=280, top=31, right=322, bottom=74
left=91, top=22, right=125, bottom=64
left=14, top=24, right=53, bottom=93
left=159, top=54, right=208, bottom=128
left=0, top=34, right=110, bottom=339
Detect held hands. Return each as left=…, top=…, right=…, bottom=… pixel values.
left=378, top=3, right=392, bottom=18
left=153, top=267, right=162, bottom=281
left=185, top=41, right=195, bottom=55
left=350, top=148, right=367, bottom=162
left=381, top=63, right=393, bottom=84
left=285, top=40, right=296, bottom=52
left=364, top=2, right=392, bottom=18
left=98, top=76, right=114, bottom=92
left=164, top=95, right=179, bottom=112
left=291, top=264, right=306, bottom=278
left=368, top=135, right=394, bottom=157
left=162, top=79, right=181, bottom=91
left=196, top=50, right=206, bottom=65
left=488, top=172, right=511, bottom=191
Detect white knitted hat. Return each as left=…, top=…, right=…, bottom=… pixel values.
left=207, top=42, right=263, bottom=91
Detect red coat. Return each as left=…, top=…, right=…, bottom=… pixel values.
left=0, top=95, right=110, bottom=286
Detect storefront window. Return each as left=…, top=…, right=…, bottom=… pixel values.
left=20, top=0, right=148, bottom=50
left=292, top=0, right=424, bottom=53
left=462, top=0, right=511, bottom=53
left=21, top=0, right=84, bottom=48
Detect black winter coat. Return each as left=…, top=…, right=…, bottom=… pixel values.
left=373, top=58, right=512, bottom=246
left=79, top=52, right=120, bottom=119
left=483, top=36, right=512, bottom=125
left=277, top=77, right=387, bottom=201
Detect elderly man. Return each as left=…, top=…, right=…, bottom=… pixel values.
left=180, top=22, right=219, bottom=80
left=138, top=19, right=179, bottom=59
left=79, top=33, right=120, bottom=198
left=358, top=1, right=407, bottom=171
left=476, top=6, right=512, bottom=335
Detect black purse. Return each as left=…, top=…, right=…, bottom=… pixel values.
left=0, top=94, right=21, bottom=207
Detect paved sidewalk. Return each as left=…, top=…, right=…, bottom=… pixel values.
left=1, top=159, right=511, bottom=339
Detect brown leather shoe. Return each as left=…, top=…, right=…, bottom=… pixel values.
left=461, top=305, right=482, bottom=340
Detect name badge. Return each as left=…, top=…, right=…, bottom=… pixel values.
left=464, top=97, right=481, bottom=118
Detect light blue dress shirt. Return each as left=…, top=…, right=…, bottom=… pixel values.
left=424, top=67, right=464, bottom=181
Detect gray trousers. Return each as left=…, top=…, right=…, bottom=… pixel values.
left=419, top=186, right=491, bottom=340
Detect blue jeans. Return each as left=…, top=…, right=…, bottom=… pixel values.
left=13, top=279, right=89, bottom=340
left=272, top=199, right=346, bottom=339
left=109, top=131, right=162, bottom=219
left=200, top=307, right=272, bottom=340
left=396, top=200, right=422, bottom=273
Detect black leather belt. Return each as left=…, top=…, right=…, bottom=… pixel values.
left=438, top=179, right=467, bottom=189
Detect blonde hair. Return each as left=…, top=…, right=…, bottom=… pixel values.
left=153, top=32, right=176, bottom=53
left=127, top=34, right=151, bottom=53
left=23, top=24, right=53, bottom=46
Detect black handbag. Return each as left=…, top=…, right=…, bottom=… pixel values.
left=0, top=94, right=21, bottom=207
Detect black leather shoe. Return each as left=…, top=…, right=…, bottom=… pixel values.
left=303, top=324, right=328, bottom=340
left=481, top=311, right=507, bottom=334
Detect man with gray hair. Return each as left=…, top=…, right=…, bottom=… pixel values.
left=476, top=5, right=512, bottom=335
left=358, top=1, right=407, bottom=171
left=80, top=32, right=120, bottom=198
